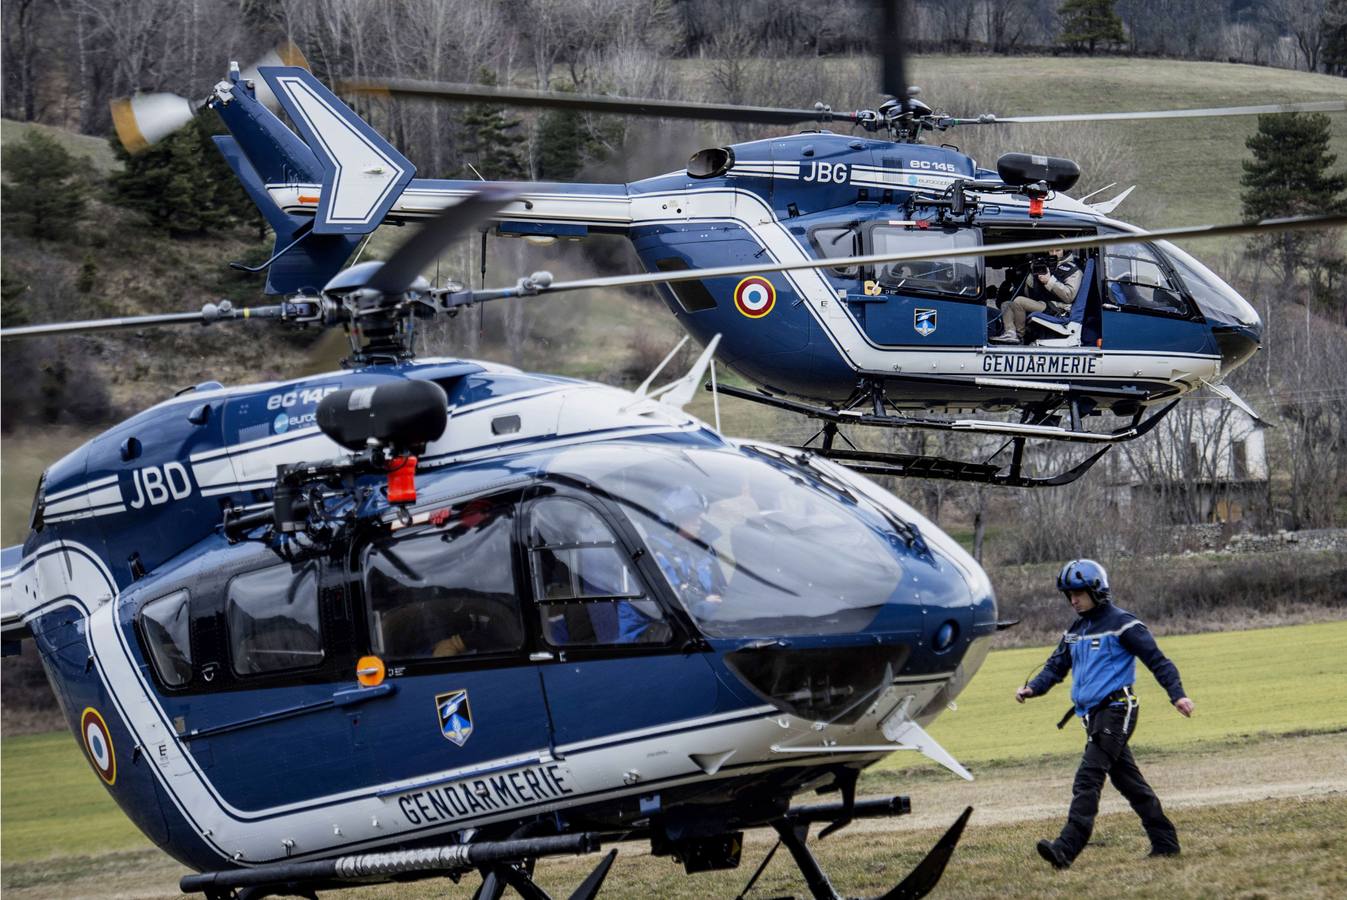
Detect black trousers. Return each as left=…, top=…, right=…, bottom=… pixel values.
left=1055, top=701, right=1180, bottom=860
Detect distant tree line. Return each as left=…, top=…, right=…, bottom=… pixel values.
left=3, top=2, right=1344, bottom=144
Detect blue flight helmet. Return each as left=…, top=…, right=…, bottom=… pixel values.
left=1057, top=558, right=1110, bottom=604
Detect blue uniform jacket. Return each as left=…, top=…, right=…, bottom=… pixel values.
left=1028, top=603, right=1186, bottom=717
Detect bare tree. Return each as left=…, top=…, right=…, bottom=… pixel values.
left=1264, top=0, right=1330, bottom=70
left=2, top=0, right=43, bottom=120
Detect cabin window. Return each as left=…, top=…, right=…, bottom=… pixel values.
left=654, top=258, right=718, bottom=312
left=528, top=497, right=671, bottom=647
left=226, top=563, right=324, bottom=676
left=867, top=225, right=983, bottom=299
left=364, top=503, right=524, bottom=660
left=140, top=589, right=193, bottom=687
left=810, top=226, right=861, bottom=277
left=1104, top=243, right=1187, bottom=315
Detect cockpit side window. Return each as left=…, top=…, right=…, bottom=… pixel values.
left=226, top=563, right=324, bottom=676
left=866, top=225, right=983, bottom=300
left=527, top=497, right=672, bottom=647
left=364, top=502, right=524, bottom=661
left=1104, top=243, right=1188, bottom=316
left=809, top=226, right=861, bottom=277
left=140, top=589, right=193, bottom=688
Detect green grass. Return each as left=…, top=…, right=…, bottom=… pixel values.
left=1, top=117, right=120, bottom=175
left=0, top=427, right=98, bottom=546
left=0, top=731, right=152, bottom=862
left=888, top=56, right=1347, bottom=230
left=878, top=619, right=1347, bottom=772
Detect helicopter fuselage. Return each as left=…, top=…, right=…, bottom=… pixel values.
left=1, top=361, right=996, bottom=875
left=261, top=130, right=1260, bottom=416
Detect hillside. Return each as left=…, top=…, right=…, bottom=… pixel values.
left=1, top=55, right=1344, bottom=548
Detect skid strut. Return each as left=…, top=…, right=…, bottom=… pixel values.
left=711, top=381, right=1178, bottom=487
left=737, top=798, right=973, bottom=900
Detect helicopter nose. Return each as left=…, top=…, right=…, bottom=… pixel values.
left=1213, top=323, right=1261, bottom=373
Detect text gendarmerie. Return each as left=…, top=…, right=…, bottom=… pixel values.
left=982, top=354, right=1099, bottom=375
left=397, top=763, right=574, bottom=826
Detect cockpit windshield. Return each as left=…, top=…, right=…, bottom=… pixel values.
left=1155, top=240, right=1260, bottom=327
left=544, top=443, right=915, bottom=638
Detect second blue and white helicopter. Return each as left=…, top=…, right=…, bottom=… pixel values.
left=86, top=7, right=1346, bottom=485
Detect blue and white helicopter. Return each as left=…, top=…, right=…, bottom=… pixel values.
left=94, top=13, right=1346, bottom=486
left=2, top=188, right=995, bottom=899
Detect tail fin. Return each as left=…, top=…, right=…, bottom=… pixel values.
left=213, top=136, right=361, bottom=295
left=209, top=66, right=406, bottom=292
left=260, top=67, right=415, bottom=235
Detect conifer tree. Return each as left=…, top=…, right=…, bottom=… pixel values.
left=109, top=118, right=258, bottom=237
left=1059, top=0, right=1125, bottom=54
left=1241, top=112, right=1347, bottom=284
left=1, top=130, right=90, bottom=240
left=460, top=70, right=527, bottom=182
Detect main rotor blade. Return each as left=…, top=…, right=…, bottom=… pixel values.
left=946, top=99, right=1347, bottom=126
left=878, top=0, right=908, bottom=105
left=0, top=303, right=291, bottom=340
left=498, top=213, right=1347, bottom=298
left=339, top=78, right=858, bottom=127
left=367, top=188, right=519, bottom=295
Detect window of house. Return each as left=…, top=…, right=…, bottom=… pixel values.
left=528, top=497, right=671, bottom=647
left=1232, top=439, right=1249, bottom=480
left=140, top=589, right=193, bottom=687
left=364, top=503, right=524, bottom=661
left=227, top=563, right=324, bottom=676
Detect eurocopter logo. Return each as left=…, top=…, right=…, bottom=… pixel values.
left=914, top=309, right=937, bottom=337
left=436, top=690, right=474, bottom=746
left=273, top=412, right=290, bottom=434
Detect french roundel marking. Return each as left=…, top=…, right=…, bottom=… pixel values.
left=733, top=276, right=776, bottom=318
left=81, top=707, right=117, bottom=785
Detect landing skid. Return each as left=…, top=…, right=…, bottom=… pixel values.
left=710, top=382, right=1178, bottom=487
left=179, top=799, right=970, bottom=899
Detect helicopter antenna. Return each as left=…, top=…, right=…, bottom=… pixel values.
left=634, top=335, right=690, bottom=398
left=710, top=358, right=721, bottom=433
left=648, top=334, right=722, bottom=411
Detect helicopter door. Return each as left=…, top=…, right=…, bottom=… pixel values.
left=525, top=494, right=721, bottom=750
left=856, top=224, right=986, bottom=346
left=351, top=497, right=555, bottom=795
left=1101, top=243, right=1205, bottom=352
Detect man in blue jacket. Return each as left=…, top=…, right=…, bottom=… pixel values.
left=1015, top=559, right=1194, bottom=869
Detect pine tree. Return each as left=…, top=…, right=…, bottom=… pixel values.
left=109, top=118, right=259, bottom=237
left=460, top=70, right=527, bottom=182
left=1, top=130, right=90, bottom=240
left=1241, top=112, right=1347, bottom=283
left=1059, top=0, right=1125, bottom=55
left=535, top=108, right=584, bottom=182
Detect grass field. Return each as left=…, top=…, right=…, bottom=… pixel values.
left=3, top=621, right=1344, bottom=897
left=880, top=619, right=1347, bottom=770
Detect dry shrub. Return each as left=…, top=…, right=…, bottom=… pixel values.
left=991, top=548, right=1347, bottom=647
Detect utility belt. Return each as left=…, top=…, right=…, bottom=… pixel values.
left=1056, top=687, right=1137, bottom=730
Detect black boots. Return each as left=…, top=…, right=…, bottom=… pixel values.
left=1036, top=839, right=1071, bottom=870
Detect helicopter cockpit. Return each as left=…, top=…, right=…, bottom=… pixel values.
left=803, top=212, right=1260, bottom=355
left=542, top=442, right=967, bottom=640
